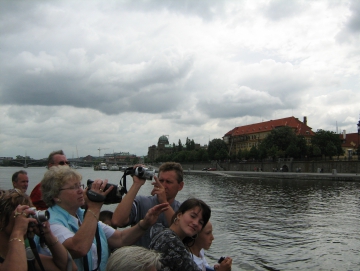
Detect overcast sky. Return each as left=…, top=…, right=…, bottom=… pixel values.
left=1, top=0, right=360, bottom=159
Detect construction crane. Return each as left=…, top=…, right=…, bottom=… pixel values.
left=98, top=147, right=109, bottom=157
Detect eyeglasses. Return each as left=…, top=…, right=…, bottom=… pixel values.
left=58, top=161, right=70, bottom=165
left=60, top=184, right=84, bottom=191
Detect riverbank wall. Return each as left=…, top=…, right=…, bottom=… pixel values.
left=180, top=160, right=360, bottom=174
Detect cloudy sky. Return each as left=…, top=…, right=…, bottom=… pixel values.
left=1, top=0, right=359, bottom=159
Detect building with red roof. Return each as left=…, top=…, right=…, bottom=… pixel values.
left=223, top=116, right=315, bottom=156
left=339, top=131, right=359, bottom=159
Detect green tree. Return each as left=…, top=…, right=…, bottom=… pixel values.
left=178, top=139, right=183, bottom=152
left=207, top=139, right=228, bottom=160
left=325, top=142, right=337, bottom=159
left=311, top=129, right=344, bottom=158
left=249, top=146, right=259, bottom=160
left=236, top=149, right=243, bottom=160
left=242, top=149, right=250, bottom=160
left=190, top=139, right=196, bottom=150
left=202, top=152, right=209, bottom=161
left=185, top=137, right=190, bottom=150
left=286, top=142, right=300, bottom=158
left=312, top=145, right=321, bottom=157
left=259, top=126, right=308, bottom=159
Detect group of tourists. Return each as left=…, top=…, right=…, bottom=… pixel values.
left=1, top=150, right=233, bottom=271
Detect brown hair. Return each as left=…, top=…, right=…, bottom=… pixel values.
left=158, top=162, right=184, bottom=183
left=0, top=189, right=32, bottom=230
left=47, top=150, right=65, bottom=165
left=12, top=170, right=28, bottom=183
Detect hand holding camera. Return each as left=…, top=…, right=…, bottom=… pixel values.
left=13, top=205, right=38, bottom=236
left=86, top=179, right=115, bottom=206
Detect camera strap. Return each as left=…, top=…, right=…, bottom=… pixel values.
left=82, top=223, right=101, bottom=271
left=28, top=237, right=45, bottom=271
left=120, top=172, right=128, bottom=194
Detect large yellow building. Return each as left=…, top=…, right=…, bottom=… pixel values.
left=223, top=116, right=315, bottom=156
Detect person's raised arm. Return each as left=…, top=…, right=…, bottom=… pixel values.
left=0, top=205, right=36, bottom=271
left=151, top=175, right=175, bottom=226
left=112, top=167, right=146, bottom=227
left=108, top=202, right=169, bottom=248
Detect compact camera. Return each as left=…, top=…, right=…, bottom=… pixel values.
left=87, top=179, right=126, bottom=205
left=29, top=207, right=50, bottom=224
left=123, top=166, right=155, bottom=180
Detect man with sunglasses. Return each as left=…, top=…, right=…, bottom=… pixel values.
left=30, top=150, right=69, bottom=210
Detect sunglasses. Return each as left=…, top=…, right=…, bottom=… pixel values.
left=58, top=161, right=70, bottom=165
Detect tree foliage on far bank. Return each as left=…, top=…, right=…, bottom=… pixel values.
left=311, top=129, right=344, bottom=159
left=255, top=126, right=308, bottom=160
left=144, top=128, right=347, bottom=164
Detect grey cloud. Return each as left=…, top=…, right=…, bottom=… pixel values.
left=347, top=0, right=360, bottom=32
left=120, top=0, right=230, bottom=21
left=263, top=0, right=306, bottom=21
left=0, top=49, right=194, bottom=115
left=197, top=86, right=284, bottom=118
left=336, top=0, right=360, bottom=43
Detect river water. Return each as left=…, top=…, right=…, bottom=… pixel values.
left=1, top=166, right=359, bottom=271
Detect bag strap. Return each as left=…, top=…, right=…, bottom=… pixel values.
left=28, top=237, right=45, bottom=271
left=95, top=224, right=102, bottom=269
left=82, top=223, right=102, bottom=271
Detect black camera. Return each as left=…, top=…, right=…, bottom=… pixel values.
left=124, top=166, right=155, bottom=180
left=87, top=179, right=126, bottom=205
left=29, top=207, right=50, bottom=224
left=218, top=256, right=225, bottom=263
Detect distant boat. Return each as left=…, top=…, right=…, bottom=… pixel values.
left=70, top=163, right=82, bottom=169
left=99, top=163, right=108, bottom=170
left=109, top=164, right=120, bottom=171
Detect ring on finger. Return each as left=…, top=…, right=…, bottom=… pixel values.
left=21, top=212, right=27, bottom=217
left=99, top=188, right=103, bottom=192
left=14, top=210, right=22, bottom=217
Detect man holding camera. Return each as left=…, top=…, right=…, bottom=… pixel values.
left=112, top=162, right=184, bottom=248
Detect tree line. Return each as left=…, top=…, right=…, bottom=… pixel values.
left=146, top=127, right=349, bottom=163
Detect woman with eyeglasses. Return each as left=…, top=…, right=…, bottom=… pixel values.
left=41, top=166, right=169, bottom=271
left=0, top=189, right=78, bottom=271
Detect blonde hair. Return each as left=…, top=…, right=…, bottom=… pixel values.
left=106, top=246, right=162, bottom=271
left=41, top=166, right=82, bottom=207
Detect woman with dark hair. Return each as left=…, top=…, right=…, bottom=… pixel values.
left=149, top=198, right=211, bottom=271
left=187, top=221, right=232, bottom=271
left=0, top=189, right=77, bottom=271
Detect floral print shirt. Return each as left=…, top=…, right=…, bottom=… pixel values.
left=149, top=228, right=201, bottom=271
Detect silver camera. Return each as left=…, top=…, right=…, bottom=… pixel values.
left=29, top=207, right=50, bottom=224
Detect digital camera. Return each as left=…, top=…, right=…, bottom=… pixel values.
left=87, top=179, right=126, bottom=204
left=124, top=166, right=155, bottom=180
left=29, top=207, right=50, bottom=224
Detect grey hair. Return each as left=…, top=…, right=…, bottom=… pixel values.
left=106, top=246, right=162, bottom=271
left=41, top=166, right=82, bottom=207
